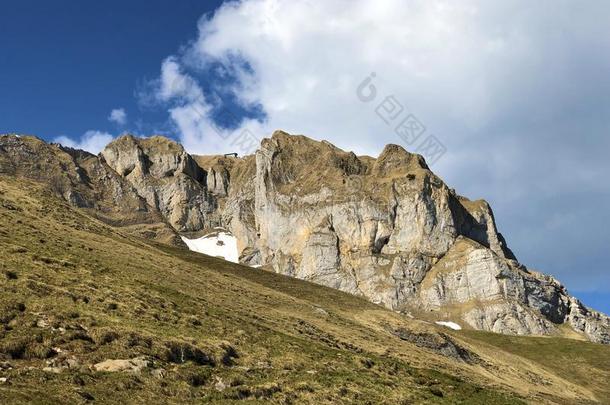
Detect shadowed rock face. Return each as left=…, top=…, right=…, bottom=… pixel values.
left=2, top=131, right=608, bottom=343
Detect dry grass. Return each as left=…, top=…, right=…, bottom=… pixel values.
left=0, top=176, right=607, bottom=404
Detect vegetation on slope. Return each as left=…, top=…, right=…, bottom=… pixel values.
left=0, top=177, right=608, bottom=404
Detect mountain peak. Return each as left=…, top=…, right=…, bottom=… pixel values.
left=2, top=130, right=609, bottom=344
left=374, top=143, right=429, bottom=175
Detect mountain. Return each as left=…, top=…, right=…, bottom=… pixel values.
left=1, top=136, right=610, bottom=404
left=1, top=132, right=608, bottom=347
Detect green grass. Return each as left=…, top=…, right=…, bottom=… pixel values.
left=459, top=330, right=610, bottom=403
left=0, top=177, right=605, bottom=404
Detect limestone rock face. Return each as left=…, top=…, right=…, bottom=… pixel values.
left=206, top=166, right=230, bottom=197
left=242, top=132, right=496, bottom=309
left=101, top=135, right=216, bottom=231
left=0, top=135, right=146, bottom=217
left=567, top=298, right=610, bottom=344
left=0, top=135, right=180, bottom=245
left=418, top=237, right=566, bottom=336
left=211, top=131, right=609, bottom=343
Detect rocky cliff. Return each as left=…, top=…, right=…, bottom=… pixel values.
left=1, top=131, right=608, bottom=344
left=222, top=132, right=609, bottom=343
left=100, top=135, right=218, bottom=231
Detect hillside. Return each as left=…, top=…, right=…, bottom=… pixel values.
left=92, top=131, right=610, bottom=343
left=1, top=169, right=610, bottom=403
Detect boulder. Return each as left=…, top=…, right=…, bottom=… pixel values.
left=92, top=357, right=150, bottom=373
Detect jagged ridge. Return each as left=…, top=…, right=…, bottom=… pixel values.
left=1, top=131, right=608, bottom=344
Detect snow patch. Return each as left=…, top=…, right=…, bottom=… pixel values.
left=435, top=321, right=462, bottom=330
left=181, top=228, right=239, bottom=263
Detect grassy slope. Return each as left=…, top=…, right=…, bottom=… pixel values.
left=0, top=177, right=608, bottom=404
left=458, top=330, right=610, bottom=404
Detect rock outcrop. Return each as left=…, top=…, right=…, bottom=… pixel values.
left=101, top=135, right=216, bottom=231
left=214, top=131, right=610, bottom=343
left=2, top=131, right=608, bottom=344
left=0, top=135, right=178, bottom=244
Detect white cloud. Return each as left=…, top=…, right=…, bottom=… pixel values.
left=156, top=0, right=610, bottom=159
left=54, top=130, right=114, bottom=154
left=108, top=108, right=127, bottom=125
left=148, top=0, right=610, bottom=290
left=147, top=55, right=268, bottom=155
left=158, top=57, right=205, bottom=103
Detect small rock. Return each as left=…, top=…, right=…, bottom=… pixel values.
left=43, top=367, right=64, bottom=374
left=313, top=306, right=328, bottom=316
left=151, top=368, right=166, bottom=379
left=92, top=357, right=150, bottom=373
left=214, top=377, right=227, bottom=392
left=0, top=377, right=7, bottom=383
left=45, top=356, right=79, bottom=371
left=36, top=319, right=49, bottom=328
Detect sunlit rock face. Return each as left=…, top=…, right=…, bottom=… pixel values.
left=8, top=131, right=607, bottom=343
left=101, top=135, right=217, bottom=232
left=209, top=131, right=607, bottom=343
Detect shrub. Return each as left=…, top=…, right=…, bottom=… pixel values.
left=4, top=271, right=18, bottom=280
left=221, top=344, right=239, bottom=366
left=429, top=386, right=444, bottom=397
left=253, top=384, right=281, bottom=399
left=91, top=329, right=119, bottom=345
left=184, top=370, right=211, bottom=387
left=0, top=338, right=28, bottom=359
left=126, top=332, right=153, bottom=349
left=161, top=341, right=215, bottom=366
left=361, top=358, right=374, bottom=369
left=25, top=343, right=56, bottom=359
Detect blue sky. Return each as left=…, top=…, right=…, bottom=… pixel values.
left=0, top=0, right=222, bottom=138
left=1, top=1, right=609, bottom=314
